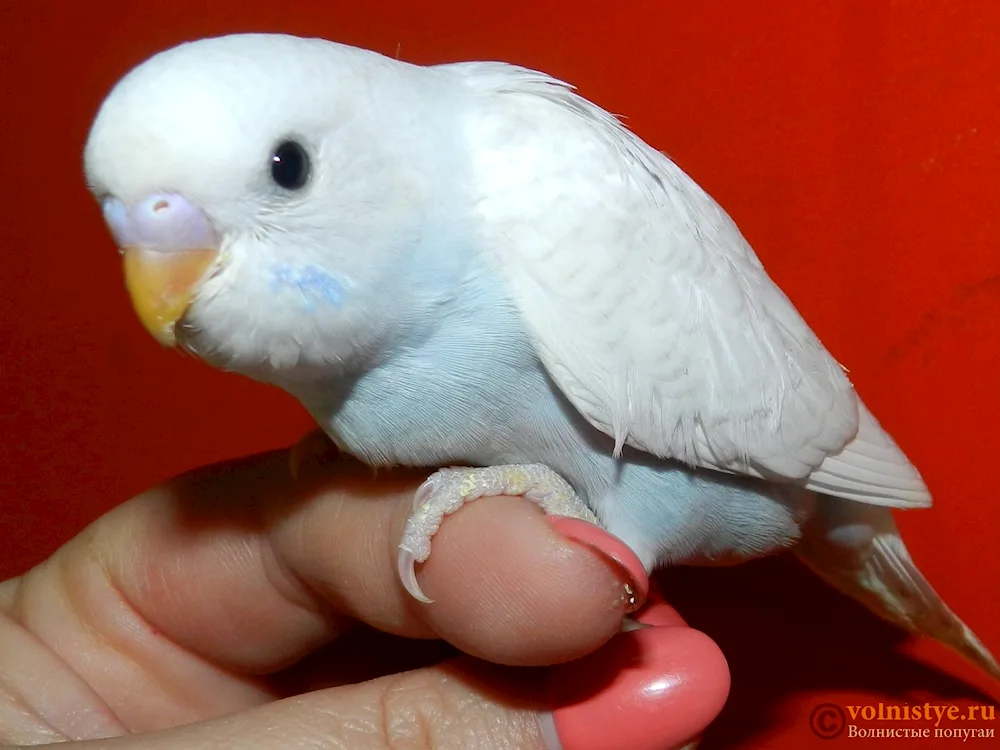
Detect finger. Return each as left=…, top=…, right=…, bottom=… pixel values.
left=131, top=443, right=641, bottom=667
left=270, top=450, right=643, bottom=666
left=5, top=451, right=310, bottom=733
left=63, top=659, right=548, bottom=750
left=6, top=446, right=645, bottom=728
left=60, top=624, right=729, bottom=750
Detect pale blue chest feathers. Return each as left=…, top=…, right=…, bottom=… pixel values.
left=296, top=259, right=548, bottom=466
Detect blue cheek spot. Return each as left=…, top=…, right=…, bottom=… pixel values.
left=269, top=262, right=345, bottom=312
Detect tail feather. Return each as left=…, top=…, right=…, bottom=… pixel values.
left=795, top=494, right=1000, bottom=681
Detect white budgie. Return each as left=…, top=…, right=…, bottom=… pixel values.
left=83, top=33, right=998, bottom=680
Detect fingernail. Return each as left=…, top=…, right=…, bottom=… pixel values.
left=546, top=517, right=650, bottom=612
left=543, top=626, right=730, bottom=750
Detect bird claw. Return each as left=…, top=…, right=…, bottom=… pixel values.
left=396, top=464, right=597, bottom=604
left=397, top=546, right=434, bottom=604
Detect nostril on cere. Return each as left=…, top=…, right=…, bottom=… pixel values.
left=101, top=193, right=219, bottom=251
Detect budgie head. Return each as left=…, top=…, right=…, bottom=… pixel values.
left=84, top=34, right=452, bottom=378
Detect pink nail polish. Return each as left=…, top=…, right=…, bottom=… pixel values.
left=546, top=627, right=730, bottom=750
left=546, top=516, right=650, bottom=611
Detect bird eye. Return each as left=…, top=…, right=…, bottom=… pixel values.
left=270, top=140, right=310, bottom=190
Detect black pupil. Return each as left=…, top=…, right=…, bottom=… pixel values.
left=271, top=141, right=309, bottom=190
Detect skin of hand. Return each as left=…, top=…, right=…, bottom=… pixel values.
left=0, top=438, right=730, bottom=750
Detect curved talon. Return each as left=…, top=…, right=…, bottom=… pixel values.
left=620, top=616, right=651, bottom=632
left=412, top=478, right=435, bottom=511
left=397, top=546, right=434, bottom=604
left=397, top=464, right=596, bottom=606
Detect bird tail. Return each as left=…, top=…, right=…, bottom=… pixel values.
left=795, top=493, right=1000, bottom=681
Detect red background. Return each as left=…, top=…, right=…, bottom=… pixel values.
left=1, top=2, right=997, bottom=747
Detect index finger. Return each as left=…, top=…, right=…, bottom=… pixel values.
left=6, top=446, right=640, bottom=726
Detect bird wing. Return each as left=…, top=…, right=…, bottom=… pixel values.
left=458, top=62, right=930, bottom=508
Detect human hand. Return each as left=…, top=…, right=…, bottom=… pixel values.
left=0, top=441, right=729, bottom=749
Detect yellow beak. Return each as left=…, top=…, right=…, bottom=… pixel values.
left=122, top=246, right=219, bottom=347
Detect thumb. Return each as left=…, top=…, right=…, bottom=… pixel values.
left=66, top=660, right=547, bottom=750
left=62, top=614, right=727, bottom=750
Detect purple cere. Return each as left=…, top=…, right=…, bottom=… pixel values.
left=102, top=193, right=219, bottom=251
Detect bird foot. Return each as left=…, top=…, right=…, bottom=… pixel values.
left=398, top=464, right=600, bottom=603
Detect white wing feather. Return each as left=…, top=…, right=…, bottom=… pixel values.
left=454, top=62, right=930, bottom=508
